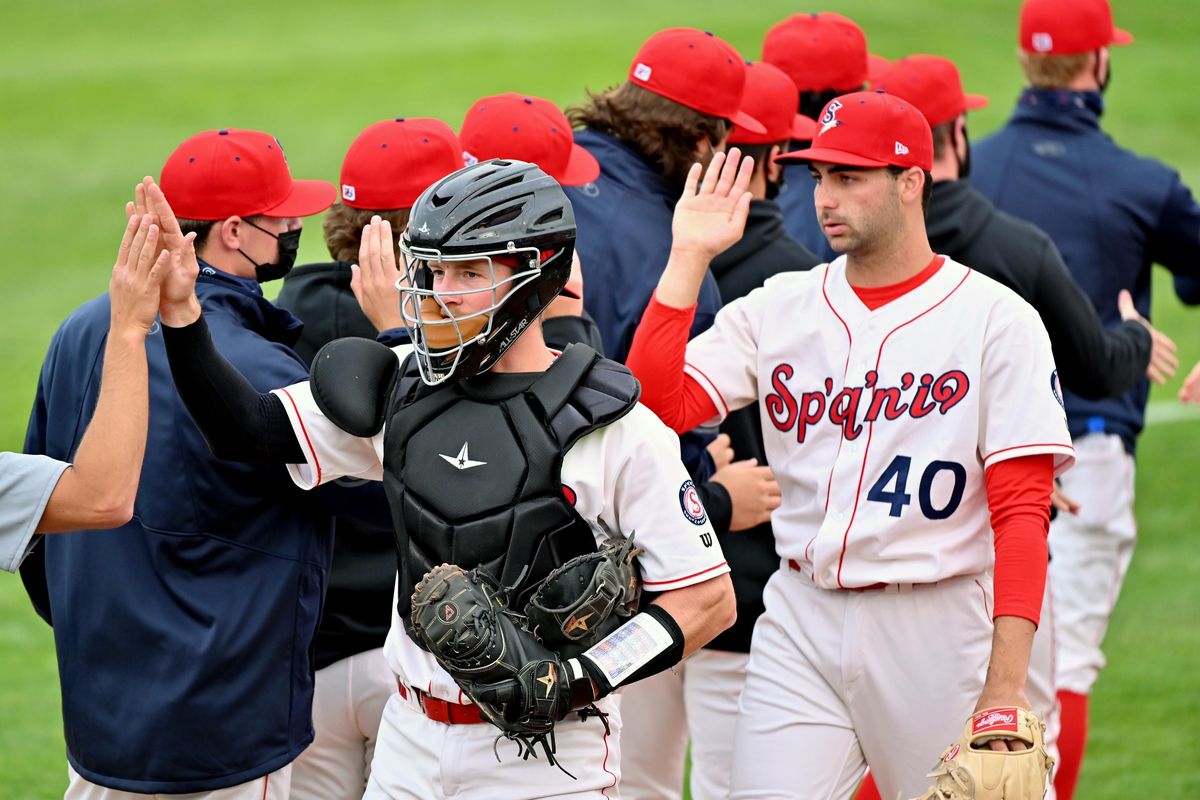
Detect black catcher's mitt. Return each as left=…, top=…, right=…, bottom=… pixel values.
left=409, top=564, right=599, bottom=770
left=525, top=535, right=642, bottom=657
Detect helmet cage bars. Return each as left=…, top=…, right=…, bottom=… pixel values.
left=398, top=241, right=549, bottom=385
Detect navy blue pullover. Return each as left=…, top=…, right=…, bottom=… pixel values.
left=973, top=89, right=1200, bottom=452
left=22, top=266, right=337, bottom=793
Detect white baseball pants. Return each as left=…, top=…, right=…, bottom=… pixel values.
left=65, top=764, right=291, bottom=800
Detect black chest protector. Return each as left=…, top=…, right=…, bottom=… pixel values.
left=309, top=340, right=640, bottom=628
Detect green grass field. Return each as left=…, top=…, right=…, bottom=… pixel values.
left=1, top=1, right=1198, bottom=796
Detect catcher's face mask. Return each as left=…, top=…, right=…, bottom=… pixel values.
left=398, top=241, right=545, bottom=386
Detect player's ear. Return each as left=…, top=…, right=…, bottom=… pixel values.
left=899, top=167, right=925, bottom=207
left=217, top=216, right=243, bottom=251
left=766, top=144, right=783, bottom=184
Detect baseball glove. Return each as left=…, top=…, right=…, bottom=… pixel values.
left=525, top=535, right=642, bottom=658
left=409, top=563, right=598, bottom=770
left=910, top=707, right=1055, bottom=799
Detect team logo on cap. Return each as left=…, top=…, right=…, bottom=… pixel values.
left=633, top=62, right=653, bottom=81
left=462, top=150, right=479, bottom=167
left=678, top=480, right=707, bottom=526
left=1032, top=32, right=1054, bottom=53
left=819, top=100, right=843, bottom=135
left=895, top=142, right=910, bottom=156
left=341, top=184, right=356, bottom=202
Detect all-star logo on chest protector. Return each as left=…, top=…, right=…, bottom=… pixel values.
left=439, top=441, right=487, bottom=470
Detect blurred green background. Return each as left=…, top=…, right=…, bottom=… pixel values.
left=1, top=0, right=1198, bottom=796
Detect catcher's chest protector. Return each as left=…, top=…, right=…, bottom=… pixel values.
left=382, top=344, right=639, bottom=623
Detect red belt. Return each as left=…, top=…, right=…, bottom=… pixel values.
left=787, top=559, right=888, bottom=592
left=397, top=681, right=486, bottom=725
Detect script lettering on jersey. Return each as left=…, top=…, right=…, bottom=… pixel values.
left=764, top=366, right=971, bottom=442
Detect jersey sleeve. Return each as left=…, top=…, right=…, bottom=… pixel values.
left=270, top=381, right=384, bottom=490
left=591, top=405, right=730, bottom=592
left=680, top=285, right=767, bottom=423
left=977, top=301, right=1075, bottom=474
left=0, top=452, right=68, bottom=572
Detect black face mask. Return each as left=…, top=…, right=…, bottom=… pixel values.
left=955, top=126, right=972, bottom=181
left=1098, top=57, right=1113, bottom=94
left=238, top=219, right=301, bottom=283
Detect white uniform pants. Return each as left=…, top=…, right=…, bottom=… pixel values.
left=65, top=765, right=291, bottom=800
left=730, top=567, right=992, bottom=800
left=1047, top=433, right=1136, bottom=695
left=290, top=647, right=395, bottom=800
left=364, top=686, right=623, bottom=799
left=1025, top=578, right=1060, bottom=800
left=618, top=648, right=749, bottom=800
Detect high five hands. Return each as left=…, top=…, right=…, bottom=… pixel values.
left=126, top=176, right=200, bottom=327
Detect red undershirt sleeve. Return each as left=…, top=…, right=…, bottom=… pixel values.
left=625, top=293, right=720, bottom=433
left=985, top=453, right=1054, bottom=626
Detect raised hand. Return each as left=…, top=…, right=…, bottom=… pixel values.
left=671, top=148, right=754, bottom=262
left=109, top=213, right=170, bottom=337
left=1180, top=360, right=1200, bottom=404
left=138, top=178, right=201, bottom=327
left=351, top=216, right=406, bottom=332
left=1117, top=289, right=1177, bottom=385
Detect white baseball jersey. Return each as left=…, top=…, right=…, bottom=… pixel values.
left=271, top=349, right=729, bottom=701
left=682, top=255, right=1074, bottom=589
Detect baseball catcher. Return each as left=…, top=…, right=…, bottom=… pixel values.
left=409, top=535, right=643, bottom=770
left=910, top=707, right=1054, bottom=799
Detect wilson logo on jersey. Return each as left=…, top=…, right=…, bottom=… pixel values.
left=678, top=480, right=708, bottom=526
left=764, top=366, right=971, bottom=442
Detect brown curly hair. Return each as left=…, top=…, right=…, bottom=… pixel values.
left=321, top=202, right=411, bottom=264
left=568, top=82, right=729, bottom=189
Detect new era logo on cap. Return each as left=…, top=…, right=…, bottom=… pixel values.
left=463, top=150, right=479, bottom=166
left=341, top=184, right=356, bottom=202
left=1032, top=32, right=1054, bottom=52
left=633, top=63, right=652, bottom=81
left=895, top=141, right=909, bottom=155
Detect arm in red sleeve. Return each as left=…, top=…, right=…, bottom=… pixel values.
left=625, top=292, right=719, bottom=433
left=985, top=453, right=1054, bottom=626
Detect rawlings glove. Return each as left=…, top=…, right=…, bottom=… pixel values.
left=408, top=563, right=601, bottom=769
left=910, top=707, right=1055, bottom=800
left=525, top=535, right=642, bottom=657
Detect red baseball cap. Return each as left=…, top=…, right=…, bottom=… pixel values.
left=867, top=54, right=893, bottom=82
left=1020, top=0, right=1133, bottom=55
left=459, top=93, right=599, bottom=186
left=729, top=61, right=819, bottom=145
left=776, top=91, right=933, bottom=172
left=870, top=55, right=989, bottom=128
left=762, top=13, right=869, bottom=93
left=339, top=118, right=464, bottom=210
left=629, top=28, right=765, bottom=134
left=160, top=128, right=335, bottom=220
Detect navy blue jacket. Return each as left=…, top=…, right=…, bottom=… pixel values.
left=22, top=266, right=335, bottom=793
left=565, top=128, right=720, bottom=481
left=776, top=164, right=837, bottom=263
left=973, top=89, right=1200, bottom=452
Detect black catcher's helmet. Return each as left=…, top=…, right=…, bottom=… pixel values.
left=398, top=159, right=576, bottom=385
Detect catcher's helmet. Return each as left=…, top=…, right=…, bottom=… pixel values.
left=398, top=159, right=576, bottom=385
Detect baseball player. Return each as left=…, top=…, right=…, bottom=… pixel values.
left=763, top=12, right=870, bottom=262
left=855, top=50, right=1179, bottom=800
left=618, top=60, right=816, bottom=800
left=971, top=1, right=1200, bottom=796
left=565, top=26, right=777, bottom=581
left=1, top=212, right=167, bottom=571
left=149, top=160, right=736, bottom=799
left=275, top=117, right=465, bottom=800
left=624, top=93, right=1074, bottom=799
left=22, top=129, right=343, bottom=798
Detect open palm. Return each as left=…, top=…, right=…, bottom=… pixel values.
left=671, top=149, right=755, bottom=261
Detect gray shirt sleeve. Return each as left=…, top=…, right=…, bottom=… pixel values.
left=0, top=452, right=70, bottom=572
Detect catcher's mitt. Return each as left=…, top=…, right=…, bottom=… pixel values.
left=525, top=535, right=642, bottom=657
left=408, top=564, right=599, bottom=770
left=910, top=707, right=1055, bottom=800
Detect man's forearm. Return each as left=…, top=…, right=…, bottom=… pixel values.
left=38, top=331, right=149, bottom=532
left=656, top=248, right=712, bottom=309
left=977, top=614, right=1036, bottom=710
left=651, top=573, right=736, bottom=657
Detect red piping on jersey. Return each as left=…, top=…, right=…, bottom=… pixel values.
left=279, top=388, right=322, bottom=486
left=820, top=268, right=855, bottom=516
left=641, top=561, right=728, bottom=586
left=685, top=362, right=731, bottom=418
left=834, top=268, right=972, bottom=588
left=261, top=775, right=269, bottom=800
left=600, top=721, right=617, bottom=798
left=983, top=442, right=1074, bottom=463
left=975, top=579, right=991, bottom=620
